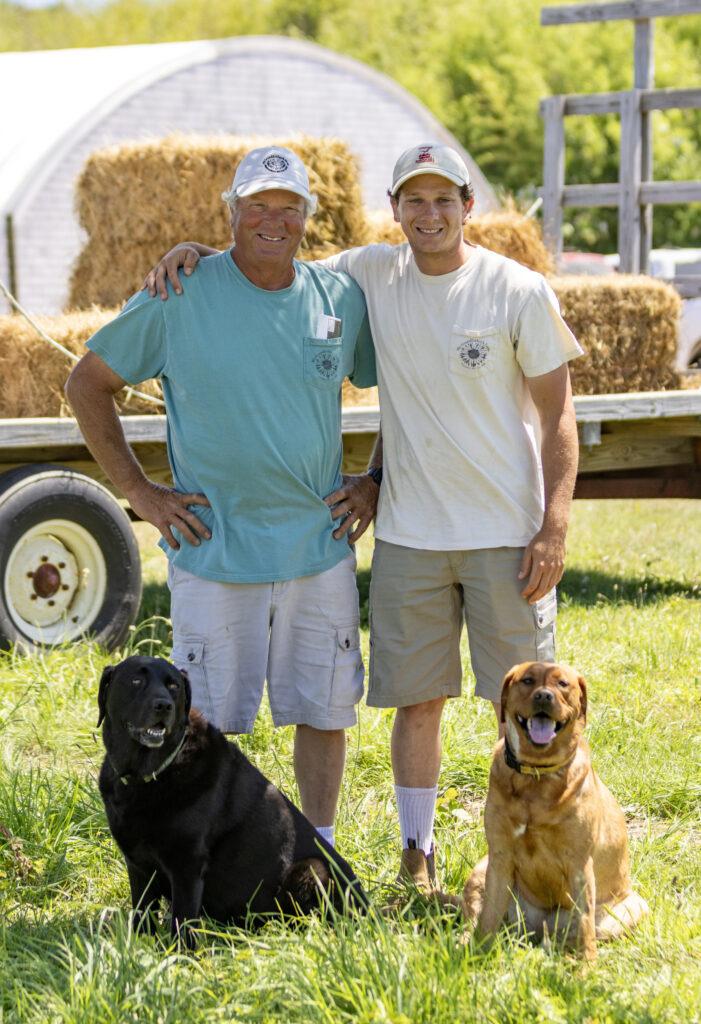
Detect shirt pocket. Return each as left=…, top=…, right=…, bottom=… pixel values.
left=449, top=326, right=499, bottom=380
left=303, top=336, right=344, bottom=389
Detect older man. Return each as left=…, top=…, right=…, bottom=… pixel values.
left=66, top=146, right=377, bottom=849
left=143, top=143, right=582, bottom=890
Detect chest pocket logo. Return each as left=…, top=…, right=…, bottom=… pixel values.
left=304, top=337, right=344, bottom=389
left=450, top=327, right=498, bottom=379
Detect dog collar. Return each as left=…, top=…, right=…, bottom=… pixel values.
left=504, top=736, right=573, bottom=778
left=119, top=731, right=187, bottom=786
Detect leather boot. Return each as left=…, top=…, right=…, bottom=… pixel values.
left=396, top=842, right=437, bottom=893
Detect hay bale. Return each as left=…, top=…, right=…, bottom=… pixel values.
left=464, top=201, right=554, bottom=276
left=342, top=380, right=379, bottom=407
left=363, top=210, right=407, bottom=247
left=363, top=200, right=554, bottom=276
left=550, top=274, right=683, bottom=394
left=0, top=308, right=162, bottom=418
left=69, top=135, right=369, bottom=309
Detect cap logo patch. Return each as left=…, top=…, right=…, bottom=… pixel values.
left=263, top=154, right=289, bottom=173
left=416, top=146, right=435, bottom=164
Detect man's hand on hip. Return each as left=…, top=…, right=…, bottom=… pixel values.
left=126, top=480, right=211, bottom=550
left=324, top=474, right=379, bottom=543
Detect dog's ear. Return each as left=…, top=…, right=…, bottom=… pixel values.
left=96, top=665, right=114, bottom=727
left=500, top=665, right=519, bottom=722
left=179, top=668, right=192, bottom=717
left=577, top=674, right=588, bottom=724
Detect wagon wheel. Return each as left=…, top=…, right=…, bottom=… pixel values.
left=0, top=464, right=142, bottom=653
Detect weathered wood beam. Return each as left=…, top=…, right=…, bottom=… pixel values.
left=549, top=179, right=701, bottom=208
left=539, top=86, right=701, bottom=117
left=542, top=95, right=567, bottom=260
left=639, top=181, right=701, bottom=204
left=542, top=2, right=701, bottom=26
left=634, top=18, right=654, bottom=272
left=574, top=391, right=701, bottom=420
left=641, top=86, right=701, bottom=112
left=618, top=89, right=643, bottom=271
left=575, top=467, right=701, bottom=499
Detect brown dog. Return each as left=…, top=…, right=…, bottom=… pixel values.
left=461, top=662, right=648, bottom=961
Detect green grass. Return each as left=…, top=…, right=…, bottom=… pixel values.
left=0, top=501, right=699, bottom=1023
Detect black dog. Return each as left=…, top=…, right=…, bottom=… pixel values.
left=97, top=655, right=367, bottom=945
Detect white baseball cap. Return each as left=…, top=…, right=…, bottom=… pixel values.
left=222, top=146, right=317, bottom=210
left=391, top=144, right=471, bottom=196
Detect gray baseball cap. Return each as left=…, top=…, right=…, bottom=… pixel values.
left=391, top=143, right=470, bottom=196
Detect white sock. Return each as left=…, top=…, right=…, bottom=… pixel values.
left=395, top=785, right=438, bottom=855
left=316, top=824, right=335, bottom=848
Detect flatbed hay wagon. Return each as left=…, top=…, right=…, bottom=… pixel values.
left=1, top=389, right=700, bottom=653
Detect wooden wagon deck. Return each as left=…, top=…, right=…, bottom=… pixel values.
left=1, top=388, right=701, bottom=500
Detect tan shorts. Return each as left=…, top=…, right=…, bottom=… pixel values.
left=368, top=541, right=557, bottom=707
left=168, top=553, right=364, bottom=733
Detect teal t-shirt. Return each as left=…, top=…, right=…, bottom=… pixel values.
left=87, top=251, right=376, bottom=582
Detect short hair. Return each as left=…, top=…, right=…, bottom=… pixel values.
left=389, top=181, right=475, bottom=204
left=225, top=192, right=317, bottom=219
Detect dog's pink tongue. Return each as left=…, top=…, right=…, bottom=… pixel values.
left=528, top=716, right=557, bottom=745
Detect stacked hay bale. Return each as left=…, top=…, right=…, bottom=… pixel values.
left=0, top=309, right=161, bottom=418
left=551, top=275, right=682, bottom=394
left=69, top=134, right=369, bottom=309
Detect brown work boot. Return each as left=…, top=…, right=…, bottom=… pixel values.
left=396, top=842, right=437, bottom=894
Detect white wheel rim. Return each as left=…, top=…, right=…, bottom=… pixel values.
left=4, top=519, right=107, bottom=645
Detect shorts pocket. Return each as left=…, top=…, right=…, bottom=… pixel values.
left=329, top=621, right=364, bottom=712
left=171, top=637, right=214, bottom=721
left=303, top=336, right=344, bottom=389
left=449, top=327, right=499, bottom=380
left=533, top=588, right=557, bottom=661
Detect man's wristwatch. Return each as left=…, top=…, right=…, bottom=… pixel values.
left=366, top=466, right=383, bottom=486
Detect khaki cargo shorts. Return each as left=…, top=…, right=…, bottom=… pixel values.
left=368, top=541, right=557, bottom=707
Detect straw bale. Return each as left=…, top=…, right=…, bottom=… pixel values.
left=363, top=210, right=406, bottom=247
left=363, top=201, right=554, bottom=275
left=69, top=135, right=368, bottom=309
left=0, top=308, right=162, bottom=418
left=464, top=201, right=554, bottom=275
left=550, top=274, right=683, bottom=394
left=342, top=380, right=379, bottom=407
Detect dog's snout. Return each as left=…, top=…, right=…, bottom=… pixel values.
left=533, top=688, right=555, bottom=706
left=153, top=696, right=174, bottom=715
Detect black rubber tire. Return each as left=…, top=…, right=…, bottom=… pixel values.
left=0, top=464, right=142, bottom=653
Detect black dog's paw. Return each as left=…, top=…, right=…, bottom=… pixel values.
left=278, top=857, right=331, bottom=915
